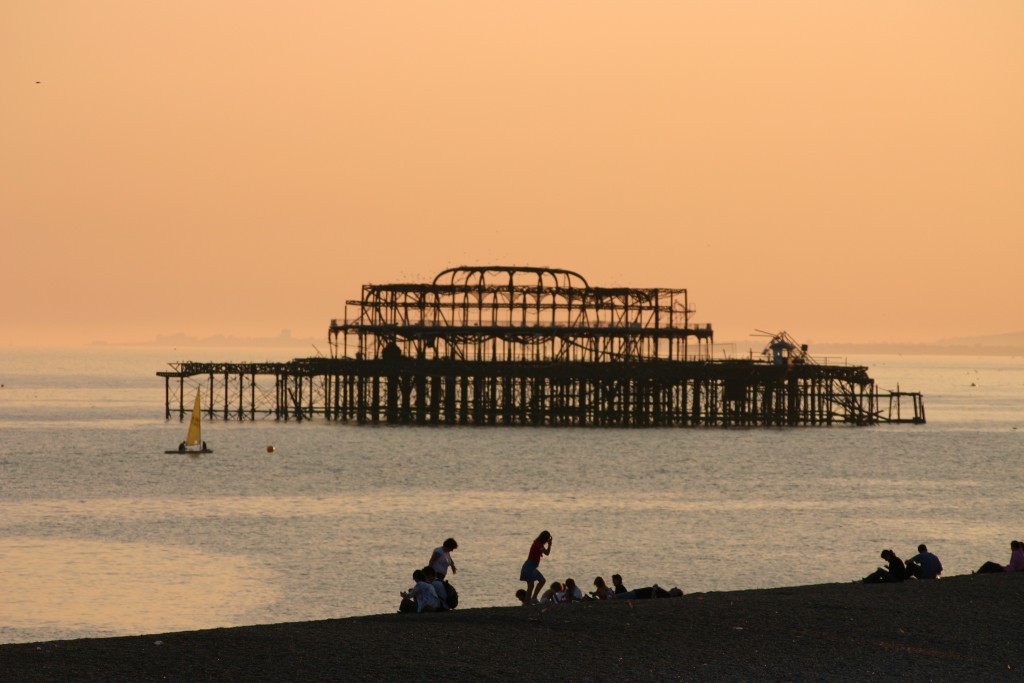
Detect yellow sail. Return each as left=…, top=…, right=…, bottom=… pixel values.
left=185, top=389, right=203, bottom=447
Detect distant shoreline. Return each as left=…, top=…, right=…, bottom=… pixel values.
left=86, top=336, right=323, bottom=350
left=806, top=343, right=1024, bottom=357
left=3, top=573, right=1020, bottom=681
left=85, top=338, right=1024, bottom=357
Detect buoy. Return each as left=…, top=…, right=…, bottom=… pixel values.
left=266, top=445, right=276, bottom=453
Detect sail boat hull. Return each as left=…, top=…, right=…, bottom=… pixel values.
left=164, top=448, right=214, bottom=454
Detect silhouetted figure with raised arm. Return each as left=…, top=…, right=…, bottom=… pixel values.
left=520, top=530, right=552, bottom=604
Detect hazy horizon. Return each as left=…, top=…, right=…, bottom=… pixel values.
left=4, top=2, right=1021, bottom=347
left=5, top=328, right=1021, bottom=353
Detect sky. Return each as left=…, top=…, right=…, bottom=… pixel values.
left=3, top=1, right=1022, bottom=347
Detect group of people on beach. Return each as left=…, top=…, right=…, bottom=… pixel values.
left=861, top=539, right=1024, bottom=583
left=516, top=530, right=682, bottom=606
left=399, top=538, right=459, bottom=613
left=398, top=530, right=683, bottom=614
left=400, top=533, right=1022, bottom=613
left=862, top=544, right=944, bottom=583
left=516, top=575, right=682, bottom=606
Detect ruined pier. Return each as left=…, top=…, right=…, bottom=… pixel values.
left=158, top=266, right=925, bottom=427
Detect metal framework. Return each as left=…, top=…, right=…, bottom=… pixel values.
left=328, top=266, right=713, bottom=363
left=158, top=266, right=925, bottom=427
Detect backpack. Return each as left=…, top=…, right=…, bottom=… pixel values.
left=443, top=580, right=458, bottom=609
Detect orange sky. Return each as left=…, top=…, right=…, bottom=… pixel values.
left=3, top=2, right=1022, bottom=347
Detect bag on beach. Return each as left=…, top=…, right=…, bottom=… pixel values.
left=399, top=597, right=417, bottom=613
left=443, top=580, right=458, bottom=609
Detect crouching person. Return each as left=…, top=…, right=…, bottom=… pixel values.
left=423, top=566, right=448, bottom=611
left=862, top=549, right=908, bottom=583
left=400, top=569, right=441, bottom=613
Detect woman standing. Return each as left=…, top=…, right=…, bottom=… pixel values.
left=429, top=538, right=458, bottom=579
left=520, top=530, right=552, bottom=604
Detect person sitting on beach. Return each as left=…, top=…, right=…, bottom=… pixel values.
left=538, top=581, right=564, bottom=605
left=400, top=569, right=440, bottom=613
left=906, top=544, right=943, bottom=580
left=520, top=530, right=553, bottom=604
left=516, top=589, right=530, bottom=606
left=862, top=549, right=908, bottom=583
left=423, top=566, right=448, bottom=610
left=589, top=576, right=615, bottom=600
left=1009, top=541, right=1024, bottom=572
left=429, top=538, right=458, bottom=579
left=561, top=578, right=584, bottom=603
left=613, top=585, right=683, bottom=600
left=612, top=574, right=627, bottom=595
left=978, top=540, right=1024, bottom=573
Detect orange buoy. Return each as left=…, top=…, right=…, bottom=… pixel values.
left=266, top=445, right=276, bottom=453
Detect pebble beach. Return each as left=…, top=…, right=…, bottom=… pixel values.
left=2, top=572, right=1020, bottom=682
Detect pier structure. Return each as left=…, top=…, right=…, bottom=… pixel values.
left=158, top=266, right=925, bottom=426
left=329, top=266, right=713, bottom=363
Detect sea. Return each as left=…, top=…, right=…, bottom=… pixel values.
left=1, top=346, right=1022, bottom=644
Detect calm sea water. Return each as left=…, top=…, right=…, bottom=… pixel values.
left=1, top=347, right=1022, bottom=644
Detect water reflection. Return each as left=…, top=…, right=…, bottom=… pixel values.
left=0, top=538, right=279, bottom=640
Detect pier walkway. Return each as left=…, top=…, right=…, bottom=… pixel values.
left=158, top=356, right=924, bottom=426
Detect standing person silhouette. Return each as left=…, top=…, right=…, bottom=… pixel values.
left=520, top=530, right=552, bottom=604
left=429, top=538, right=458, bottom=579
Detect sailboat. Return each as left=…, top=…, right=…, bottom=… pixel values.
left=165, top=389, right=213, bottom=454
